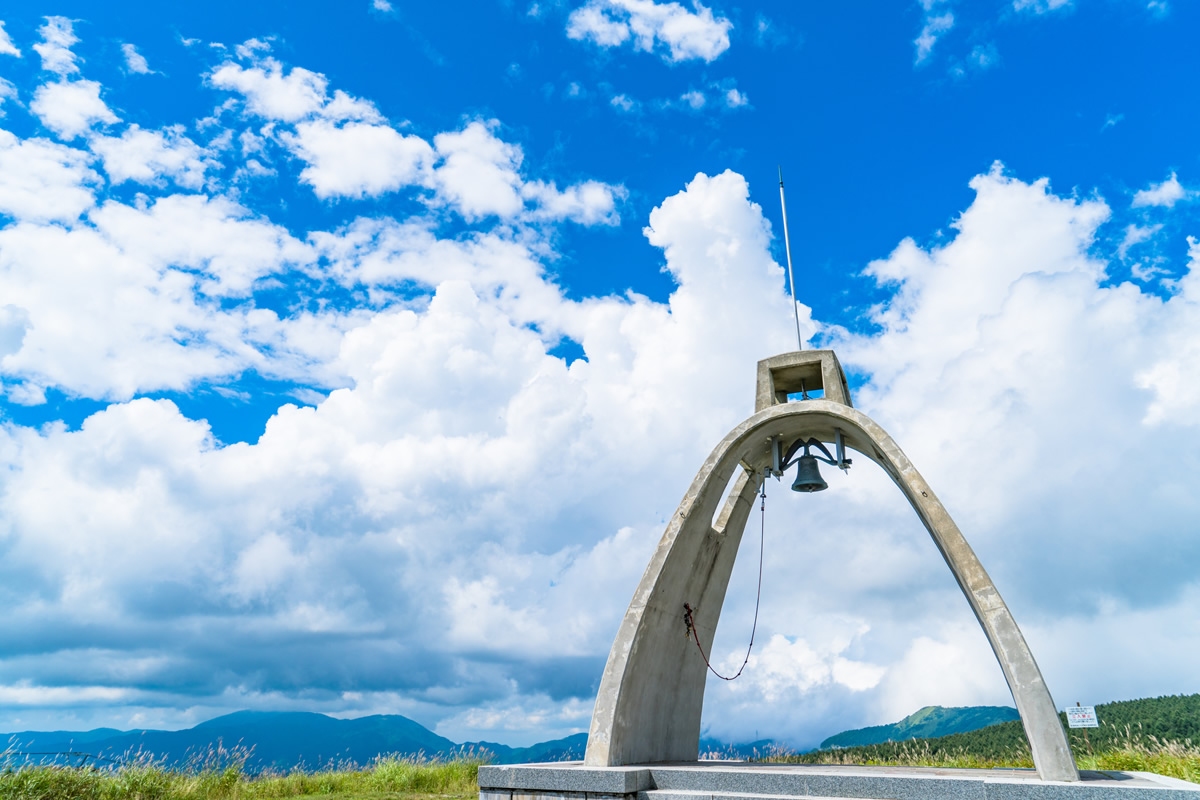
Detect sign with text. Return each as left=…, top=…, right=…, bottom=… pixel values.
left=1066, top=706, right=1099, bottom=728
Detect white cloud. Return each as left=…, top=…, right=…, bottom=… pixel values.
left=0, top=77, right=17, bottom=115
left=875, top=622, right=1012, bottom=721
left=1013, top=0, right=1072, bottom=12
left=521, top=179, right=624, bottom=225
left=89, top=193, right=317, bottom=297
left=967, top=43, right=998, bottom=70
left=428, top=121, right=525, bottom=220
left=234, top=37, right=272, bottom=61
left=724, top=87, right=749, bottom=108
left=92, top=125, right=211, bottom=188
left=0, top=130, right=98, bottom=222
left=33, top=16, right=79, bottom=75
left=914, top=9, right=954, bottom=64
left=0, top=21, right=21, bottom=57
left=0, top=191, right=347, bottom=403
left=680, top=89, right=706, bottom=110
left=566, top=0, right=733, bottom=63
left=1117, top=222, right=1161, bottom=260
left=610, top=93, right=637, bottom=112
left=1, top=30, right=1198, bottom=749
left=1135, top=236, right=1200, bottom=426
left=831, top=165, right=1200, bottom=644
left=121, top=43, right=151, bottom=74
left=282, top=119, right=434, bottom=199
left=322, top=89, right=383, bottom=121
left=2, top=150, right=1199, bottom=751
left=1132, top=171, right=1188, bottom=208
left=0, top=171, right=802, bottom=736
left=209, top=59, right=329, bottom=121
left=213, top=52, right=618, bottom=224
left=30, top=79, right=119, bottom=139
left=626, top=80, right=750, bottom=114
left=372, top=0, right=395, bottom=10
left=567, top=4, right=631, bottom=47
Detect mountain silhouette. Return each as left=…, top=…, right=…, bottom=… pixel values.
left=819, top=705, right=1019, bottom=749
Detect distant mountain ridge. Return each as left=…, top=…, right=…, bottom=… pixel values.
left=819, top=705, right=1020, bottom=750
left=797, top=693, right=1200, bottom=765
left=11, top=698, right=1179, bottom=774
left=6, top=711, right=461, bottom=773
left=5, top=711, right=790, bottom=773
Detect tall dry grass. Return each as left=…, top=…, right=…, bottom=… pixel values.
left=0, top=745, right=486, bottom=800
left=763, top=724, right=1199, bottom=784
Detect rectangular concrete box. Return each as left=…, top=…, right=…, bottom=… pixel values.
left=479, top=763, right=1200, bottom=800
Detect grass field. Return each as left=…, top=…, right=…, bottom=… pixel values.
left=760, top=694, right=1200, bottom=784
left=761, top=727, right=1200, bottom=783
left=4, top=732, right=1198, bottom=800
left=0, top=752, right=483, bottom=800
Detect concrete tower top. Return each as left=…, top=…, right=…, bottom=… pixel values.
left=756, top=349, right=853, bottom=412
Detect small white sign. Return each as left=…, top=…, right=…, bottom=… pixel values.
left=1066, top=706, right=1099, bottom=728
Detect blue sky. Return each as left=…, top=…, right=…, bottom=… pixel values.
left=0, top=0, right=1197, bottom=748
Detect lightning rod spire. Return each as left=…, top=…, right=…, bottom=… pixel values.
left=778, top=167, right=803, bottom=351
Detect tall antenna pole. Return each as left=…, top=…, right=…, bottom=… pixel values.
left=778, top=167, right=803, bottom=350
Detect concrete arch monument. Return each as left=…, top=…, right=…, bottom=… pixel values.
left=583, top=350, right=1079, bottom=782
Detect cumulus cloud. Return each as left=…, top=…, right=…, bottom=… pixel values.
left=679, top=89, right=706, bottom=110
left=0, top=130, right=98, bottom=222
left=0, top=77, right=18, bottom=115
left=0, top=191, right=351, bottom=404
left=427, top=121, right=525, bottom=219
left=211, top=50, right=624, bottom=221
left=283, top=119, right=434, bottom=199
left=285, top=114, right=623, bottom=223
left=566, top=0, right=733, bottom=63
left=209, top=58, right=329, bottom=121
left=30, top=79, right=119, bottom=139
left=0, top=21, right=21, bottom=57
left=1, top=26, right=1197, bottom=750
left=522, top=179, right=624, bottom=225
left=92, top=125, right=211, bottom=188
left=0, top=163, right=809, bottom=735
left=1132, top=171, right=1188, bottom=208
left=700, top=165, right=1200, bottom=744
left=724, top=87, right=749, bottom=108
left=33, top=16, right=79, bottom=75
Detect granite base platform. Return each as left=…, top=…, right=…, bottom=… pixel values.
left=478, top=761, right=1199, bottom=800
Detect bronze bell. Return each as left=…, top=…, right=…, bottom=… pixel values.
left=791, top=453, right=828, bottom=493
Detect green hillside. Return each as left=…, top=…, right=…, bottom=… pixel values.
left=821, top=705, right=1019, bottom=749
left=774, top=693, right=1200, bottom=778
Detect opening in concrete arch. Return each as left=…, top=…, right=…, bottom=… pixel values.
left=696, top=446, right=1016, bottom=753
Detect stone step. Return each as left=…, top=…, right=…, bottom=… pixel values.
left=642, top=790, right=850, bottom=800
left=479, top=762, right=1200, bottom=800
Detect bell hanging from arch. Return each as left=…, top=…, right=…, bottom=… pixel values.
left=791, top=453, right=828, bottom=493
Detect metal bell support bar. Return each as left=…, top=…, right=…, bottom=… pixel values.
left=768, top=432, right=853, bottom=493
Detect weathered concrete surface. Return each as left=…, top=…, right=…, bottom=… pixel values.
left=755, top=350, right=853, bottom=411
left=480, top=762, right=1199, bottom=800
left=584, top=351, right=1078, bottom=782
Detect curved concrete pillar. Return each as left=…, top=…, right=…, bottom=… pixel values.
left=584, top=395, right=1078, bottom=782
